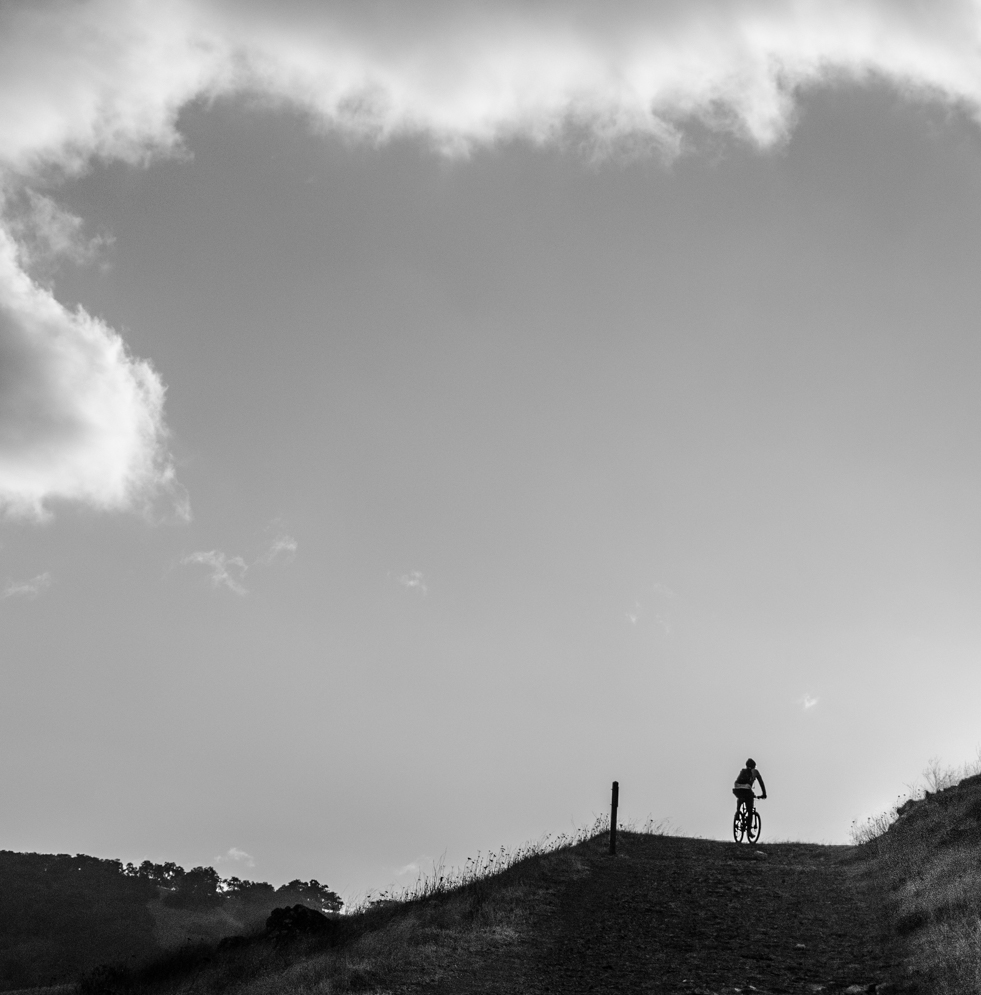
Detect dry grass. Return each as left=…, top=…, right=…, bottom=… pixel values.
left=80, top=815, right=666, bottom=995
left=850, top=754, right=981, bottom=995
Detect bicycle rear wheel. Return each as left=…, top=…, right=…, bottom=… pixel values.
left=747, top=808, right=762, bottom=843
left=732, top=803, right=747, bottom=842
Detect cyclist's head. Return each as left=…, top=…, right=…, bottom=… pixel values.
left=745, top=758, right=756, bottom=768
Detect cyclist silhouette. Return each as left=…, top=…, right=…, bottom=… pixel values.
left=733, top=758, right=766, bottom=825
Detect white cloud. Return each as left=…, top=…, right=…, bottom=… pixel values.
left=215, top=847, right=255, bottom=868
left=8, top=191, right=113, bottom=273
left=181, top=525, right=297, bottom=594
left=397, top=570, right=428, bottom=596
left=799, top=694, right=819, bottom=710
left=394, top=855, right=434, bottom=878
left=0, top=227, right=179, bottom=520
left=181, top=550, right=248, bottom=595
left=5, top=1, right=981, bottom=180
left=4, top=0, right=981, bottom=514
left=1, top=571, right=51, bottom=599
left=262, top=532, right=298, bottom=563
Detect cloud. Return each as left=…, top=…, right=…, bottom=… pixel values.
left=799, top=694, right=819, bottom=710
left=181, top=524, right=297, bottom=593
left=4, top=0, right=981, bottom=514
left=397, top=570, right=428, bottom=596
left=394, top=855, right=435, bottom=878
left=5, top=1, right=981, bottom=179
left=181, top=550, right=248, bottom=595
left=262, top=531, right=298, bottom=564
left=0, top=226, right=180, bottom=520
left=1, top=571, right=51, bottom=599
left=215, top=847, right=255, bottom=868
left=8, top=191, right=113, bottom=273
left=202, top=1, right=981, bottom=154
left=625, top=583, right=674, bottom=630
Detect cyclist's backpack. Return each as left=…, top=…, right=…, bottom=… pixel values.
left=735, top=766, right=754, bottom=786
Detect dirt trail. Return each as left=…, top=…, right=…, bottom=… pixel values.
left=417, top=833, right=910, bottom=995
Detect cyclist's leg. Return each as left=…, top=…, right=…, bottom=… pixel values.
left=733, top=788, right=751, bottom=838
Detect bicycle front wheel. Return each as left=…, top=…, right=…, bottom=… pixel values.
left=747, top=808, right=762, bottom=843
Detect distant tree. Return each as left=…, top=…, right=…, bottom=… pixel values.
left=163, top=866, right=222, bottom=909
left=273, top=879, right=342, bottom=915
left=223, top=877, right=276, bottom=903
left=127, top=860, right=184, bottom=887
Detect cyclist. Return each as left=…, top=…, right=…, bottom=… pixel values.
left=733, top=758, right=766, bottom=826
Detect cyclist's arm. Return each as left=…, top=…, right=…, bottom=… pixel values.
left=756, top=773, right=767, bottom=798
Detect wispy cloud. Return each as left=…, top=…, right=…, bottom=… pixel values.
left=8, top=191, right=113, bottom=273
left=181, top=523, right=297, bottom=594
left=260, top=531, right=298, bottom=564
left=1, top=571, right=51, bottom=599
left=397, top=570, right=428, bottom=597
left=3, top=1, right=981, bottom=515
left=181, top=550, right=248, bottom=596
left=799, top=694, right=820, bottom=711
left=215, top=847, right=255, bottom=869
left=394, top=856, right=432, bottom=878
left=625, top=583, right=675, bottom=631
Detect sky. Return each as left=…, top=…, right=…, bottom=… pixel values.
left=3, top=0, right=981, bottom=900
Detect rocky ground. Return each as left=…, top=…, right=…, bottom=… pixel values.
left=410, top=833, right=910, bottom=995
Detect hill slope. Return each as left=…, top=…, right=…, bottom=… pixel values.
left=96, top=831, right=914, bottom=995
left=402, top=834, right=906, bottom=994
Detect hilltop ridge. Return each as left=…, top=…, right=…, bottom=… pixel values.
left=78, top=831, right=913, bottom=995
left=14, top=766, right=981, bottom=993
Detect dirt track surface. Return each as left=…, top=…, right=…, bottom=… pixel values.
left=417, top=833, right=909, bottom=995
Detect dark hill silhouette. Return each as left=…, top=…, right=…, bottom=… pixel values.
left=0, top=851, right=339, bottom=991
left=0, top=851, right=158, bottom=990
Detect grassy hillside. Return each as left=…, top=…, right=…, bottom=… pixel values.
left=74, top=767, right=981, bottom=995
left=74, top=820, right=911, bottom=995
left=851, top=762, right=981, bottom=994
left=13, top=763, right=981, bottom=994
left=77, top=824, right=611, bottom=994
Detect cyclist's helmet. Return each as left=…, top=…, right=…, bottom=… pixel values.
left=745, top=758, right=756, bottom=768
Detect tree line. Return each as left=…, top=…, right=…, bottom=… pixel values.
left=0, top=850, right=341, bottom=991
left=121, top=858, right=342, bottom=913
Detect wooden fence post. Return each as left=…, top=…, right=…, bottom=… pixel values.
left=609, top=781, right=619, bottom=855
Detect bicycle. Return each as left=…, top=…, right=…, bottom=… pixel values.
left=733, top=794, right=762, bottom=843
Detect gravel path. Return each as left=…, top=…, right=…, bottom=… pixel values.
left=417, top=833, right=911, bottom=995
